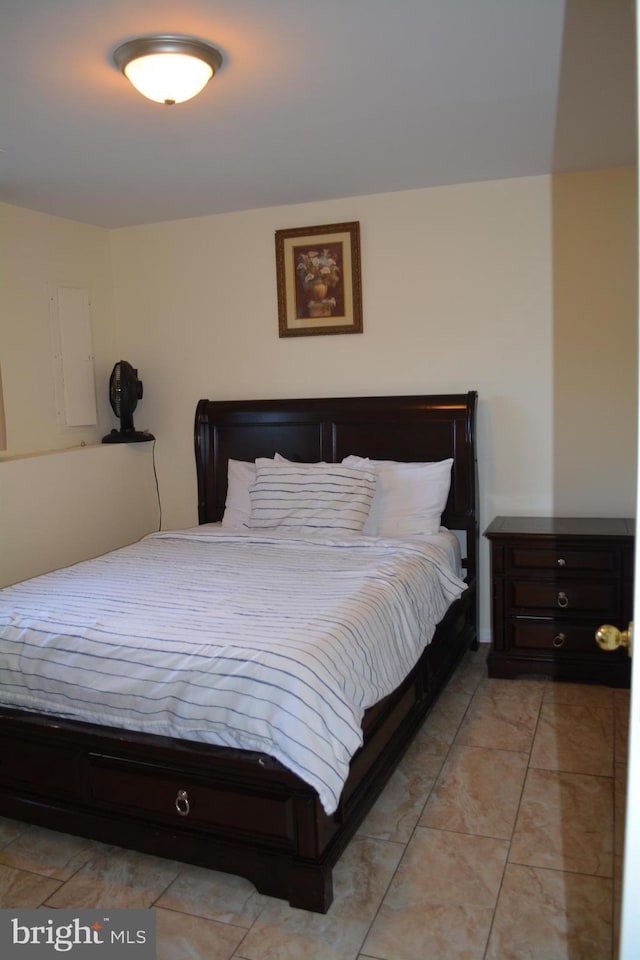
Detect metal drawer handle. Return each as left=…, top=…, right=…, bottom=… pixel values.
left=175, top=789, right=190, bottom=817
left=553, top=633, right=566, bottom=648
left=557, top=591, right=569, bottom=608
left=557, top=558, right=566, bottom=567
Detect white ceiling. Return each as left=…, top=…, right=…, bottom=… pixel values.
left=0, top=0, right=636, bottom=229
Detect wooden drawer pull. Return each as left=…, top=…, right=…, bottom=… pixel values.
left=175, top=789, right=191, bottom=816
left=553, top=633, right=566, bottom=648
left=557, top=591, right=569, bottom=608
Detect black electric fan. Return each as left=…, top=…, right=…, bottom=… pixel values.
left=102, top=361, right=154, bottom=443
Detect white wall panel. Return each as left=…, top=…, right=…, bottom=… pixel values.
left=52, top=286, right=98, bottom=427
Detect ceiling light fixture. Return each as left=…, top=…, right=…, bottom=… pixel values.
left=113, top=35, right=223, bottom=105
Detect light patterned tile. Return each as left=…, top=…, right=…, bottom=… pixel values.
left=472, top=676, right=546, bottom=710
left=0, top=817, right=27, bottom=849
left=0, top=823, right=110, bottom=881
left=45, top=847, right=181, bottom=909
left=613, top=688, right=630, bottom=709
left=362, top=828, right=508, bottom=960
left=445, top=648, right=489, bottom=697
left=454, top=690, right=539, bottom=753
left=614, top=692, right=630, bottom=764
left=485, top=863, right=612, bottom=960
left=510, top=769, right=613, bottom=878
left=358, top=743, right=443, bottom=842
left=420, top=744, right=527, bottom=839
left=414, top=689, right=472, bottom=756
left=156, top=907, right=245, bottom=960
left=156, top=864, right=268, bottom=928
left=530, top=702, right=613, bottom=777
left=543, top=682, right=614, bottom=710
left=614, top=763, right=627, bottom=857
left=613, top=855, right=624, bottom=960
left=235, top=836, right=404, bottom=960
left=0, top=863, right=62, bottom=907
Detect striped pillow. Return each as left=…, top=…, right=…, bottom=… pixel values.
left=247, top=459, right=376, bottom=533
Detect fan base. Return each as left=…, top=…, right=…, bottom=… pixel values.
left=102, top=429, right=155, bottom=444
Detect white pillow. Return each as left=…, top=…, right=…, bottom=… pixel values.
left=222, top=455, right=325, bottom=529
left=221, top=459, right=256, bottom=529
left=342, top=455, right=453, bottom=536
left=247, top=459, right=376, bottom=533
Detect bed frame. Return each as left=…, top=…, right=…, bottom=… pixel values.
left=0, top=392, right=478, bottom=912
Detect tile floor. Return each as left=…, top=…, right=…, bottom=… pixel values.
left=0, top=647, right=629, bottom=960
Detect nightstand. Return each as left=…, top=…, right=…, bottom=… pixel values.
left=484, top=516, right=633, bottom=686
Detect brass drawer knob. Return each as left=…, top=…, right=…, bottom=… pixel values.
left=552, top=633, right=566, bottom=648
left=557, top=558, right=566, bottom=567
left=557, top=591, right=569, bottom=608
left=175, top=789, right=191, bottom=816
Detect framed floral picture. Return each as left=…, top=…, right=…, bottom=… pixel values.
left=275, top=221, right=363, bottom=337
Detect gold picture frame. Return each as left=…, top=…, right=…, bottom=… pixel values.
left=275, top=221, right=363, bottom=337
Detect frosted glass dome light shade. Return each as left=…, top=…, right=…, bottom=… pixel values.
left=113, top=36, right=223, bottom=105
left=124, top=53, right=212, bottom=104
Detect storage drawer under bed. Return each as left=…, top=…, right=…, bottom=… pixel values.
left=87, top=754, right=297, bottom=846
left=0, top=735, right=80, bottom=797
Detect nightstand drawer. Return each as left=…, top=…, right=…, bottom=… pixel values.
left=509, top=620, right=609, bottom=654
left=509, top=580, right=616, bottom=615
left=508, top=547, right=618, bottom=574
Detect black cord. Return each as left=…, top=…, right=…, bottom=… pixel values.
left=151, top=439, right=162, bottom=531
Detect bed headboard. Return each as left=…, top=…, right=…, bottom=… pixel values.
left=194, top=392, right=478, bottom=583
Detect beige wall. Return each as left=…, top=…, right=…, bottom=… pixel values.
left=0, top=443, right=159, bottom=586
left=1, top=168, right=636, bottom=637
left=110, top=175, right=557, bottom=524
left=552, top=168, right=638, bottom=513
left=0, top=203, right=117, bottom=454
left=0, top=203, right=159, bottom=584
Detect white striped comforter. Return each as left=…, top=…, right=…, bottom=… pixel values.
left=0, top=528, right=465, bottom=814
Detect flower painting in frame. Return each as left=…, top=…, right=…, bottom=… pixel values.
left=275, top=221, right=363, bottom=337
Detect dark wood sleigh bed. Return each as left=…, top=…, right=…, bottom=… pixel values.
left=0, top=392, right=478, bottom=913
